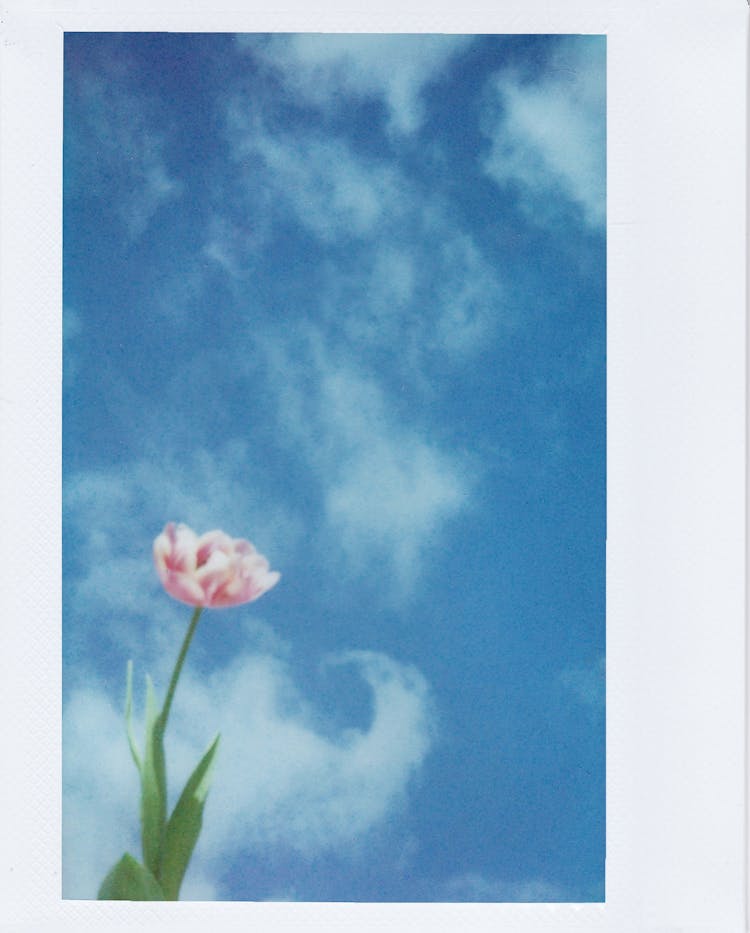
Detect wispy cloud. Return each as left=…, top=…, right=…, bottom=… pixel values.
left=239, top=34, right=473, bottom=136
left=264, top=334, right=473, bottom=592
left=63, top=683, right=143, bottom=900
left=480, top=37, right=605, bottom=229
left=318, top=229, right=505, bottom=375
left=320, top=369, right=470, bottom=586
left=444, top=872, right=575, bottom=902
left=219, top=111, right=506, bottom=374
left=200, top=104, right=501, bottom=591
left=65, top=443, right=296, bottom=564
left=225, top=109, right=405, bottom=244
left=202, top=214, right=268, bottom=279
left=66, top=66, right=182, bottom=237
left=63, top=647, right=435, bottom=899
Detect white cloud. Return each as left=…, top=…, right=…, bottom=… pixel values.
left=481, top=38, right=605, bottom=228
left=326, top=442, right=465, bottom=579
left=65, top=443, right=296, bottom=565
left=222, top=105, right=505, bottom=362
left=429, top=232, right=505, bottom=354
left=240, top=34, right=473, bottom=136
left=444, top=872, right=572, bottom=902
left=268, top=338, right=472, bottom=591
left=62, top=687, right=140, bottom=900
left=63, top=647, right=435, bottom=899
left=201, top=214, right=267, bottom=279
left=225, top=109, right=405, bottom=243
left=318, top=230, right=503, bottom=372
left=179, top=77, right=505, bottom=594
left=67, top=69, right=182, bottom=237
left=322, top=377, right=469, bottom=585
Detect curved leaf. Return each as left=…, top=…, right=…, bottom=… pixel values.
left=140, top=674, right=167, bottom=877
left=159, top=734, right=220, bottom=900
left=98, top=852, right=165, bottom=900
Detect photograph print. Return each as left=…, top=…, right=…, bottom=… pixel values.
left=62, top=32, right=606, bottom=902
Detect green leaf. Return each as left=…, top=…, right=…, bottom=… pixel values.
left=140, top=674, right=167, bottom=877
left=159, top=734, right=220, bottom=901
left=98, top=852, right=165, bottom=900
left=125, top=660, right=141, bottom=773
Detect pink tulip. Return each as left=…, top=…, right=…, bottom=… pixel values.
left=153, top=522, right=280, bottom=608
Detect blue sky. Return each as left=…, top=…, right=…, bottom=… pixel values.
left=62, top=32, right=605, bottom=902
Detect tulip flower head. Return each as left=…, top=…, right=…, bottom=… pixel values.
left=154, top=522, right=280, bottom=608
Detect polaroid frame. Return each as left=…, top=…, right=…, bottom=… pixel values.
left=0, top=1, right=746, bottom=931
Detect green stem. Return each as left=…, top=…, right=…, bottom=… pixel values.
left=160, top=607, right=203, bottom=730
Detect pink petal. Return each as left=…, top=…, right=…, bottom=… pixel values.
left=233, top=539, right=258, bottom=557
left=195, top=551, right=234, bottom=604
left=153, top=528, right=173, bottom=579
left=162, top=570, right=208, bottom=607
left=195, top=530, right=234, bottom=567
left=209, top=560, right=275, bottom=607
left=165, top=523, right=199, bottom=573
